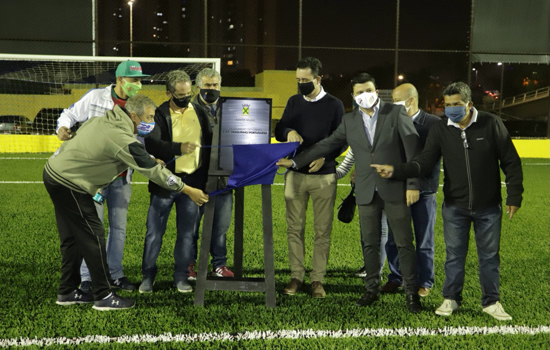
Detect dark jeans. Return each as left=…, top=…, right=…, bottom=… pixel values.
left=358, top=192, right=417, bottom=295
left=43, top=169, right=112, bottom=300
left=441, top=203, right=502, bottom=307
left=142, top=191, right=233, bottom=282
left=386, top=193, right=436, bottom=288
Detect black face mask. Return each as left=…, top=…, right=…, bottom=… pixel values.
left=298, top=81, right=315, bottom=96
left=200, top=89, right=220, bottom=104
left=172, top=95, right=192, bottom=108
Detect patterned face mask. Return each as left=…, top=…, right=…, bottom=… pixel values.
left=122, top=78, right=142, bottom=98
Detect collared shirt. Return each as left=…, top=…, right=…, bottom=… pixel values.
left=303, top=86, right=327, bottom=102
left=359, top=98, right=381, bottom=145
left=411, top=110, right=421, bottom=122
left=447, top=107, right=478, bottom=130
left=171, top=104, right=201, bottom=174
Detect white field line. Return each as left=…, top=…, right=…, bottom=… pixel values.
left=1, top=326, right=548, bottom=348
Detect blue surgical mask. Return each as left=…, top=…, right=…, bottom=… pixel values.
left=137, top=120, right=155, bottom=136
left=445, top=105, right=467, bottom=123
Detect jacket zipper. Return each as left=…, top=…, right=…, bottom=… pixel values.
left=463, top=134, right=473, bottom=210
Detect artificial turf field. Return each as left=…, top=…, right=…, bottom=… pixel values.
left=0, top=155, right=548, bottom=349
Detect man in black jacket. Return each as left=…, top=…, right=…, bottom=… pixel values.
left=372, top=82, right=523, bottom=321
left=140, top=70, right=213, bottom=293
left=189, top=68, right=234, bottom=280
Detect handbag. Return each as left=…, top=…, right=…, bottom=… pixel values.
left=337, top=184, right=356, bottom=223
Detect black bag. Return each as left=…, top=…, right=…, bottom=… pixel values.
left=337, top=184, right=356, bottom=223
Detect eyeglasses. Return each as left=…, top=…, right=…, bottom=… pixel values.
left=172, top=92, right=193, bottom=99
left=461, top=130, right=469, bottom=149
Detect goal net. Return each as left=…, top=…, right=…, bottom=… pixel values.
left=0, top=54, right=220, bottom=153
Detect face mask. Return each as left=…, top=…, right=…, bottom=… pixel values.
left=200, top=89, right=220, bottom=104
left=394, top=100, right=411, bottom=112
left=298, top=81, right=315, bottom=96
left=172, top=94, right=192, bottom=108
left=445, top=105, right=468, bottom=123
left=354, top=92, right=378, bottom=109
left=122, top=79, right=142, bottom=98
left=136, top=118, right=155, bottom=136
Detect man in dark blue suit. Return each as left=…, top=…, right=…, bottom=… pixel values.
left=381, top=83, right=442, bottom=297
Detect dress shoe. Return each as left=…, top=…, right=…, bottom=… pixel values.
left=407, top=294, right=422, bottom=313
left=311, top=281, right=326, bottom=298
left=282, top=278, right=303, bottom=295
left=356, top=291, right=379, bottom=307
left=380, top=280, right=402, bottom=293
left=418, top=287, right=430, bottom=297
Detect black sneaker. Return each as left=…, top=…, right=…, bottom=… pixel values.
left=110, top=277, right=136, bottom=291
left=56, top=289, right=93, bottom=306
left=356, top=291, right=379, bottom=307
left=92, top=292, right=135, bottom=311
left=80, top=281, right=93, bottom=294
left=354, top=266, right=367, bottom=278
left=407, top=294, right=422, bottom=313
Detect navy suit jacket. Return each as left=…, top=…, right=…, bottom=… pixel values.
left=413, top=109, right=442, bottom=194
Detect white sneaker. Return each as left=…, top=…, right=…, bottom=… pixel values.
left=435, top=299, right=459, bottom=316
left=482, top=301, right=512, bottom=321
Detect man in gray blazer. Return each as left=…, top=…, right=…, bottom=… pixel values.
left=277, top=72, right=422, bottom=312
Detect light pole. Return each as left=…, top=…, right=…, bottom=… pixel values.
left=128, top=0, right=134, bottom=57
left=498, top=62, right=504, bottom=117
left=472, top=68, right=478, bottom=83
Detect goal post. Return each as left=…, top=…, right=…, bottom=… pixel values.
left=0, top=53, right=221, bottom=153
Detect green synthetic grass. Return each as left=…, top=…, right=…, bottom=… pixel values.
left=0, top=155, right=548, bottom=349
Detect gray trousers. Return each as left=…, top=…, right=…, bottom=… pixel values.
left=358, top=192, right=418, bottom=295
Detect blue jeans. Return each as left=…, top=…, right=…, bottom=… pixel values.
left=359, top=211, right=388, bottom=274
left=385, top=193, right=436, bottom=288
left=81, top=177, right=132, bottom=281
left=141, top=191, right=233, bottom=282
left=441, top=203, right=502, bottom=307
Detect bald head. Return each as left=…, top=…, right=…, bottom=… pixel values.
left=392, top=83, right=419, bottom=117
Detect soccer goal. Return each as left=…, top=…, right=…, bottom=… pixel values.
left=0, top=53, right=220, bottom=153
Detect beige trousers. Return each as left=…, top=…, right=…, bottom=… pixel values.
left=284, top=171, right=337, bottom=283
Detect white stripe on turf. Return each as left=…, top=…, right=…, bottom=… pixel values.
left=1, top=326, right=548, bottom=347
left=0, top=157, right=49, bottom=160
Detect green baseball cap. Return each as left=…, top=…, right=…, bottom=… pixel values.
left=115, top=60, right=150, bottom=78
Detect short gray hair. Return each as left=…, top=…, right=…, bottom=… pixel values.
left=443, top=82, right=471, bottom=103
left=125, top=95, right=157, bottom=117
left=166, top=70, right=191, bottom=93
left=195, top=68, right=222, bottom=88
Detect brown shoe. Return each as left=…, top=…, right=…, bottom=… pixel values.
left=311, top=281, right=326, bottom=298
left=418, top=287, right=430, bottom=297
left=381, top=280, right=402, bottom=293
left=282, top=278, right=303, bottom=295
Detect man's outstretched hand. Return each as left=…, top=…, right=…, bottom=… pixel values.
left=371, top=164, right=394, bottom=178
left=276, top=159, right=293, bottom=168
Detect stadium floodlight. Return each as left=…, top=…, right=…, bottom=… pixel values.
left=128, top=0, right=135, bottom=57
left=0, top=53, right=220, bottom=153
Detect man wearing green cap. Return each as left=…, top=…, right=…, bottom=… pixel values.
left=56, top=60, right=150, bottom=294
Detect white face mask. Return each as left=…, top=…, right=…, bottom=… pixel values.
left=354, top=92, right=378, bottom=109
left=394, top=100, right=411, bottom=112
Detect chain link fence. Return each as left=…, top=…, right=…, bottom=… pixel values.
left=0, top=0, right=548, bottom=140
